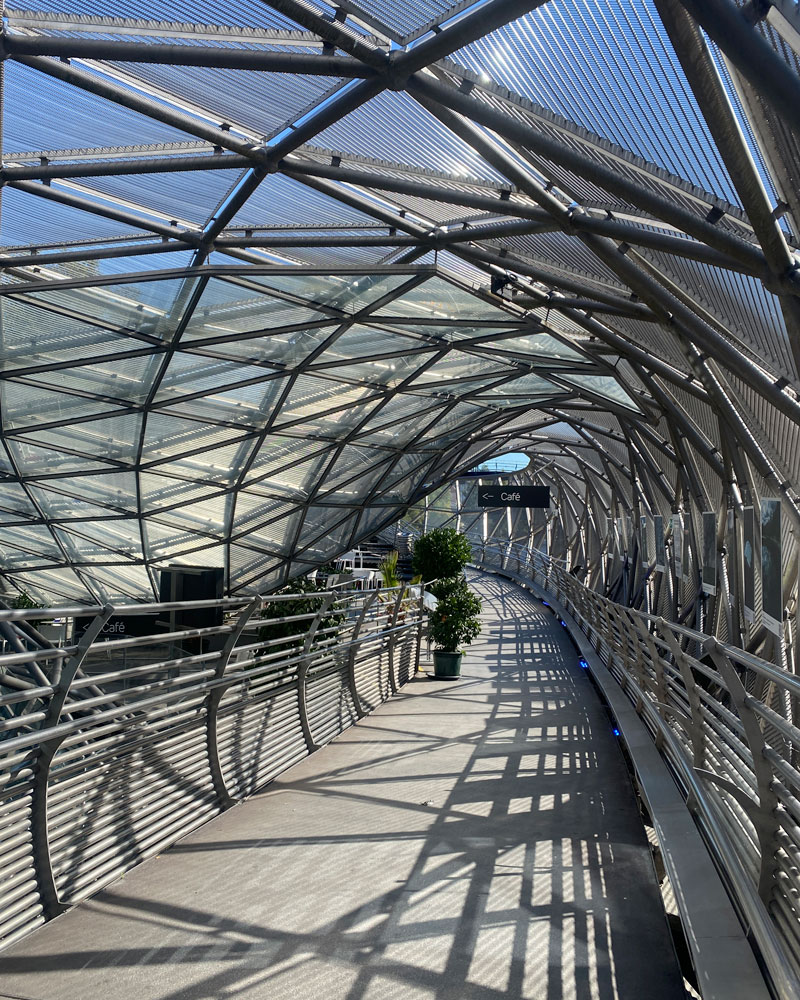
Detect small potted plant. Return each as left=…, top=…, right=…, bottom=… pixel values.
left=427, top=574, right=482, bottom=679
left=378, top=549, right=400, bottom=589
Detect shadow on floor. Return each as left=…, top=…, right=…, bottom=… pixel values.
left=0, top=574, right=685, bottom=1000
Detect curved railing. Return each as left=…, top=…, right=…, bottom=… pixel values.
left=0, top=583, right=426, bottom=948
left=474, top=538, right=800, bottom=999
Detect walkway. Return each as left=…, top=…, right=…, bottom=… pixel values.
left=0, top=573, right=685, bottom=1000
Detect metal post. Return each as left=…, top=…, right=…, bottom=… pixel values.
left=702, top=638, right=781, bottom=902
left=205, top=598, right=260, bottom=809
left=347, top=589, right=379, bottom=719
left=30, top=605, right=114, bottom=918
left=387, top=586, right=408, bottom=694
left=297, top=594, right=336, bottom=753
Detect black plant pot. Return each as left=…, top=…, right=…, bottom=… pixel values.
left=433, top=650, right=462, bottom=679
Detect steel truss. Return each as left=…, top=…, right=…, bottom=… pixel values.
left=0, top=0, right=798, bottom=646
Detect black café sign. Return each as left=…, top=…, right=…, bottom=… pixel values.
left=477, top=486, right=551, bottom=508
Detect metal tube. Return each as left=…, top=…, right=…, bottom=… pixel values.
left=281, top=160, right=764, bottom=274
left=8, top=179, right=202, bottom=245
left=406, top=74, right=772, bottom=274
left=13, top=54, right=265, bottom=161
left=4, top=36, right=375, bottom=76
left=677, top=0, right=800, bottom=142
left=2, top=152, right=252, bottom=181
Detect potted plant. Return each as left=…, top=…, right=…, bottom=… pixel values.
left=427, top=574, right=482, bottom=679
left=378, top=549, right=400, bottom=589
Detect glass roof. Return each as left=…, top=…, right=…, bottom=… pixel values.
left=1, top=0, right=800, bottom=601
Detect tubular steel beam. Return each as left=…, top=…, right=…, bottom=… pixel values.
left=387, top=0, right=549, bottom=81
left=3, top=36, right=376, bottom=75
left=258, top=0, right=389, bottom=69
left=1, top=152, right=253, bottom=181
left=409, top=91, right=800, bottom=416
left=282, top=159, right=760, bottom=275
left=6, top=144, right=756, bottom=277
left=406, top=74, right=772, bottom=275
left=0, top=240, right=187, bottom=269
left=7, top=179, right=203, bottom=246
left=654, top=0, right=800, bottom=374
left=677, top=0, right=800, bottom=142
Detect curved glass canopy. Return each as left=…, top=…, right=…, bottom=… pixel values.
left=0, top=0, right=800, bottom=605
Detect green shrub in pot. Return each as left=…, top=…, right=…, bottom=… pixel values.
left=427, top=574, right=482, bottom=679
left=411, top=526, right=472, bottom=583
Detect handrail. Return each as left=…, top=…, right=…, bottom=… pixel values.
left=0, top=580, right=428, bottom=947
left=474, top=537, right=800, bottom=1000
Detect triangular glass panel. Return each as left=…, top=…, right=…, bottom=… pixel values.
left=405, top=351, right=516, bottom=389
left=78, top=563, right=156, bottom=602
left=14, top=413, right=143, bottom=464
left=315, top=460, right=394, bottom=504
left=317, top=443, right=391, bottom=488
left=0, top=381, right=123, bottom=430
left=232, top=493, right=294, bottom=532
left=273, top=375, right=380, bottom=427
left=60, top=516, right=142, bottom=554
left=9, top=567, right=95, bottom=604
left=182, top=326, right=337, bottom=366
left=38, top=354, right=160, bottom=404
left=185, top=278, right=331, bottom=339
left=53, top=524, right=139, bottom=563
left=556, top=373, right=640, bottom=411
left=139, top=473, right=219, bottom=512
left=1, top=186, right=147, bottom=247
left=144, top=519, right=220, bottom=557
left=296, top=511, right=355, bottom=556
left=245, top=454, right=326, bottom=499
left=1, top=539, right=59, bottom=568
left=2, top=524, right=62, bottom=559
left=0, top=297, right=144, bottom=373
left=23, top=277, right=196, bottom=342
left=471, top=373, right=563, bottom=398
left=80, top=169, right=245, bottom=228
left=315, top=90, right=505, bottom=183
left=28, top=485, right=131, bottom=523
left=0, top=482, right=43, bottom=519
left=148, top=439, right=258, bottom=485
left=154, top=354, right=284, bottom=423
left=355, top=505, right=407, bottom=539
left=5, top=438, right=120, bottom=475
left=247, top=272, right=421, bottom=315
left=36, top=472, right=139, bottom=513
left=115, top=65, right=338, bottom=148
left=479, top=331, right=590, bottom=363
left=148, top=493, right=229, bottom=535
left=313, top=323, right=426, bottom=364
left=3, top=60, right=202, bottom=156
left=352, top=396, right=451, bottom=446
left=373, top=275, right=515, bottom=322
left=233, top=511, right=302, bottom=555
left=245, top=436, right=334, bottom=482
left=231, top=173, right=390, bottom=231
left=143, top=413, right=251, bottom=459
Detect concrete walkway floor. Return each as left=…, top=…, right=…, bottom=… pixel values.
left=0, top=573, right=686, bottom=1000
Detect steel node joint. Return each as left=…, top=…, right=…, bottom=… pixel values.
left=385, top=52, right=411, bottom=92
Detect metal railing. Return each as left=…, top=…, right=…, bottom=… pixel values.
left=475, top=538, right=800, bottom=1000
left=0, top=582, right=427, bottom=948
